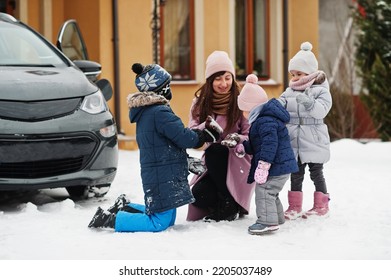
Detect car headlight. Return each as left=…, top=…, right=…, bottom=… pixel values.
left=80, top=91, right=108, bottom=114
left=100, top=124, right=117, bottom=138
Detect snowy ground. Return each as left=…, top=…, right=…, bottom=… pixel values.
left=0, top=139, right=390, bottom=279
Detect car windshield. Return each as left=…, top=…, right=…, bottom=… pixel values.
left=0, top=22, right=67, bottom=67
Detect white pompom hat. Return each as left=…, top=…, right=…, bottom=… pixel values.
left=288, top=42, right=318, bottom=74
left=237, top=74, right=268, bottom=112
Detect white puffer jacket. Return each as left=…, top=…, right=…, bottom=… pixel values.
left=279, top=80, right=332, bottom=164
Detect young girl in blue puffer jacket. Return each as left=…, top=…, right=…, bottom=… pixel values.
left=234, top=74, right=298, bottom=235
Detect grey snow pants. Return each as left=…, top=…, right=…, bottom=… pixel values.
left=255, top=174, right=290, bottom=226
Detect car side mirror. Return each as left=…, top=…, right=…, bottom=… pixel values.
left=73, top=60, right=101, bottom=82
left=96, top=79, right=113, bottom=101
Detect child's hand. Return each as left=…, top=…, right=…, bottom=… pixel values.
left=187, top=156, right=206, bottom=175
left=234, top=143, right=246, bottom=158
left=205, top=115, right=223, bottom=134
left=221, top=133, right=240, bottom=148
left=254, top=161, right=271, bottom=184
left=296, top=93, right=314, bottom=110
left=203, top=116, right=223, bottom=143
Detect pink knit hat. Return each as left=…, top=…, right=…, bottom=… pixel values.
left=205, top=50, right=235, bottom=79
left=238, top=74, right=268, bottom=112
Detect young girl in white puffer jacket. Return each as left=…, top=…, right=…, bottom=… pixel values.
left=278, top=42, right=332, bottom=219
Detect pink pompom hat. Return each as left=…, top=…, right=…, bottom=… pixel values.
left=237, top=74, right=268, bottom=112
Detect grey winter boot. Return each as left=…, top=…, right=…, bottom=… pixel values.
left=88, top=207, right=116, bottom=228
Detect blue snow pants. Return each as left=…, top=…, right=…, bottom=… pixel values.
left=114, top=203, right=176, bottom=232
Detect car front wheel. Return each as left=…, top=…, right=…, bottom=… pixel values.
left=66, top=184, right=110, bottom=199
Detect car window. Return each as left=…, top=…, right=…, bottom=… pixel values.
left=0, top=22, right=66, bottom=66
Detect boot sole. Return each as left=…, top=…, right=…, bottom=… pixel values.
left=284, top=215, right=302, bottom=220
left=302, top=212, right=330, bottom=219
left=248, top=226, right=279, bottom=235
left=203, top=213, right=239, bottom=223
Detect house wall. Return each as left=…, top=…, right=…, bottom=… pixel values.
left=12, top=0, right=320, bottom=150
left=288, top=0, right=319, bottom=63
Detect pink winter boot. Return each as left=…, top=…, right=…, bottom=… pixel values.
left=284, top=191, right=303, bottom=220
left=302, top=191, right=330, bottom=218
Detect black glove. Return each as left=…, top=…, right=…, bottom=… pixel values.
left=204, top=115, right=223, bottom=142
left=203, top=127, right=221, bottom=143
left=205, top=115, right=223, bottom=134
left=187, top=155, right=206, bottom=175
left=192, top=116, right=223, bottom=148
left=193, top=128, right=220, bottom=149
left=192, top=128, right=221, bottom=148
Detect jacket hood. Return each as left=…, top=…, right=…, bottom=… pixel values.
left=127, top=91, right=169, bottom=123
left=260, top=98, right=290, bottom=123
left=127, top=91, right=169, bottom=109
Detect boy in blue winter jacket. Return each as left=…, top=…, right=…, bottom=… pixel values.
left=228, top=74, right=298, bottom=235
left=88, top=63, right=222, bottom=232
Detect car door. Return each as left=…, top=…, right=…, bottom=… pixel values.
left=56, top=19, right=89, bottom=61
left=56, top=19, right=106, bottom=87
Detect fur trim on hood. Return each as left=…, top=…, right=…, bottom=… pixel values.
left=127, top=91, right=169, bottom=109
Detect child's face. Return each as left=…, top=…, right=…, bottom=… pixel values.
left=212, top=72, right=233, bottom=94
left=290, top=70, right=307, bottom=82
left=242, top=111, right=250, bottom=119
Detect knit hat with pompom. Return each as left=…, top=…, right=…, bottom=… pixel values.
left=288, top=42, right=318, bottom=74
left=132, top=63, right=172, bottom=100
left=237, top=74, right=268, bottom=112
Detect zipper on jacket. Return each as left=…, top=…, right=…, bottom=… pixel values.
left=296, top=98, right=301, bottom=154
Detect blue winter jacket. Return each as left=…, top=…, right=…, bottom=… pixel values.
left=127, top=92, right=199, bottom=214
left=243, top=98, right=298, bottom=184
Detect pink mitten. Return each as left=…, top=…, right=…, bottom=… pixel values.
left=234, top=143, right=245, bottom=158
left=254, top=161, right=271, bottom=184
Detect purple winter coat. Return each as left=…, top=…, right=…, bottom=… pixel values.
left=186, top=98, right=256, bottom=221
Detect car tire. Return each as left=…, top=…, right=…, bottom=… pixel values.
left=66, top=186, right=88, bottom=198
left=66, top=184, right=110, bottom=199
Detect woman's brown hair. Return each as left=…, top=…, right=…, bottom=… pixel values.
left=191, top=71, right=242, bottom=131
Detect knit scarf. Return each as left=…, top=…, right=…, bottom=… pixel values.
left=248, top=102, right=266, bottom=125
left=212, top=91, right=231, bottom=115
left=289, top=71, right=320, bottom=91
